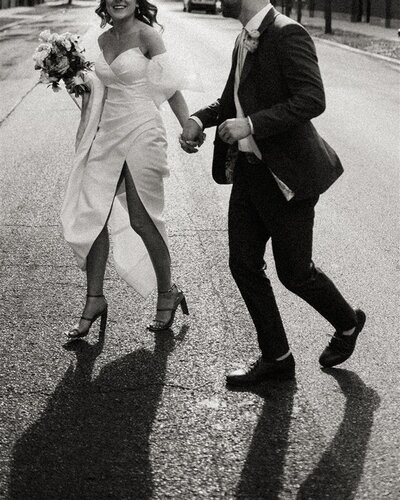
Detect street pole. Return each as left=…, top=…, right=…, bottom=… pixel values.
left=297, top=0, right=302, bottom=23
left=324, top=0, right=332, bottom=34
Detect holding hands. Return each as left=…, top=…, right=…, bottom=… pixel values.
left=180, top=119, right=206, bottom=154
left=180, top=117, right=252, bottom=154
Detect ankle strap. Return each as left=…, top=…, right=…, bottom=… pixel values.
left=158, top=284, right=177, bottom=294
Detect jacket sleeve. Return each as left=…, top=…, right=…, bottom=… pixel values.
left=249, top=24, right=326, bottom=138
left=191, top=99, right=222, bottom=129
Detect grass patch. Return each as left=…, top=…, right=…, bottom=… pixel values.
left=304, top=25, right=400, bottom=60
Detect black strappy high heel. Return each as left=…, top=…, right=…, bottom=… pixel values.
left=147, top=284, right=189, bottom=332
left=66, top=294, right=108, bottom=340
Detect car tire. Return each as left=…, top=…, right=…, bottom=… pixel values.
left=187, top=1, right=192, bottom=12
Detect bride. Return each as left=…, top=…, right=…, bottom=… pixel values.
left=62, top=0, right=194, bottom=339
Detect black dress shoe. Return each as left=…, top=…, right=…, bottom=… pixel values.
left=319, top=309, right=366, bottom=368
left=226, top=354, right=296, bottom=386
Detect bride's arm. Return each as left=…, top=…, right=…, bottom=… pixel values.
left=167, top=91, right=189, bottom=127
left=141, top=28, right=189, bottom=126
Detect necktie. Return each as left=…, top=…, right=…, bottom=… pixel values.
left=237, top=29, right=247, bottom=76
left=237, top=28, right=260, bottom=76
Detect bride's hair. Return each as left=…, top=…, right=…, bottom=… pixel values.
left=95, top=0, right=162, bottom=30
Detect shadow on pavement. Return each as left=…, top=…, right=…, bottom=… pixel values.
left=8, top=327, right=180, bottom=499
left=296, top=369, right=381, bottom=500
left=230, top=379, right=298, bottom=499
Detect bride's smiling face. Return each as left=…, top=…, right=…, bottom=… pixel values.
left=106, top=0, right=137, bottom=22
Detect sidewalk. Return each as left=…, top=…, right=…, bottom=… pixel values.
left=0, top=0, right=95, bottom=30
left=299, top=11, right=399, bottom=41
left=274, top=7, right=400, bottom=61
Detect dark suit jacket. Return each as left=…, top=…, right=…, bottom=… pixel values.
left=193, top=7, right=343, bottom=200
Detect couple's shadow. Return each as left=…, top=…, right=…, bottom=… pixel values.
left=233, top=369, right=380, bottom=500
left=8, top=327, right=188, bottom=500
left=8, top=336, right=380, bottom=500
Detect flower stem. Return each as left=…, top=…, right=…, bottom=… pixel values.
left=68, top=92, right=81, bottom=110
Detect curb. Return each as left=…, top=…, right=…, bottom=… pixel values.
left=0, top=18, right=35, bottom=32
left=0, top=13, right=50, bottom=33
left=313, top=36, right=400, bottom=67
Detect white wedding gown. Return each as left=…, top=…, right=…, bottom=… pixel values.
left=61, top=48, right=182, bottom=298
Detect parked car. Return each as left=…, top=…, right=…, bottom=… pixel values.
left=183, top=0, right=219, bottom=15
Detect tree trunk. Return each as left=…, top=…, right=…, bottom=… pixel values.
left=324, top=0, right=332, bottom=34
left=285, top=0, right=293, bottom=17
left=366, top=0, right=371, bottom=23
left=297, top=0, right=302, bottom=23
left=309, top=0, right=315, bottom=18
left=385, top=0, right=392, bottom=28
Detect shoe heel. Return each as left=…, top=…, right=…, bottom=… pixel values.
left=180, top=296, right=189, bottom=316
left=99, top=307, right=108, bottom=333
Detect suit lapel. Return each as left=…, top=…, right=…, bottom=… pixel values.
left=239, top=7, right=279, bottom=87
left=222, top=35, right=240, bottom=102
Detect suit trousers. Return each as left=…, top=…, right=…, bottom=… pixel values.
left=228, top=153, right=357, bottom=360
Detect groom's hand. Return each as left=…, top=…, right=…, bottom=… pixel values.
left=218, top=118, right=251, bottom=144
left=180, top=119, right=204, bottom=154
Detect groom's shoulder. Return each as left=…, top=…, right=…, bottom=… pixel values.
left=269, top=12, right=310, bottom=37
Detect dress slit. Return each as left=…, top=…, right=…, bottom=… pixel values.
left=61, top=49, right=172, bottom=298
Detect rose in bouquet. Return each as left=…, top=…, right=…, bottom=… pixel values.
left=33, top=30, right=93, bottom=97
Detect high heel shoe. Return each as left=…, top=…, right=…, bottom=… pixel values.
left=147, top=284, right=189, bottom=332
left=66, top=294, right=108, bottom=340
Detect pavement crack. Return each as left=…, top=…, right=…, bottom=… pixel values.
left=0, top=82, right=38, bottom=128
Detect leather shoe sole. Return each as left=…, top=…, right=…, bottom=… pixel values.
left=226, top=355, right=296, bottom=387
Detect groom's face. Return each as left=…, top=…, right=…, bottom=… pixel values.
left=221, top=0, right=242, bottom=19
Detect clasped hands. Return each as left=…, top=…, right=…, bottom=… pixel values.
left=179, top=117, right=251, bottom=153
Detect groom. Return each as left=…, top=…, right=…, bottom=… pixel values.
left=181, top=0, right=366, bottom=385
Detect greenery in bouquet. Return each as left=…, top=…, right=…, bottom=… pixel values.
left=33, top=30, right=93, bottom=97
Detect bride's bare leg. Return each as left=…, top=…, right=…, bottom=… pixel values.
left=123, top=164, right=171, bottom=289
left=123, top=165, right=179, bottom=324
left=87, top=225, right=109, bottom=296
left=75, top=226, right=109, bottom=333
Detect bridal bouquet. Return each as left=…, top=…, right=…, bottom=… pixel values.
left=33, top=30, right=93, bottom=98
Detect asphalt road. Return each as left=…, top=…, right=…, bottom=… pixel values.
left=0, top=1, right=399, bottom=498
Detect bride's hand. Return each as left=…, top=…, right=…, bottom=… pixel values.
left=180, top=119, right=205, bottom=154
left=179, top=133, right=206, bottom=154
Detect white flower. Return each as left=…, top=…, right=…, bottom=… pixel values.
left=48, top=32, right=61, bottom=44
left=244, top=29, right=260, bottom=53
left=39, top=30, right=51, bottom=42
left=69, top=33, right=83, bottom=52
left=33, top=43, right=52, bottom=68
left=58, top=35, right=72, bottom=51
